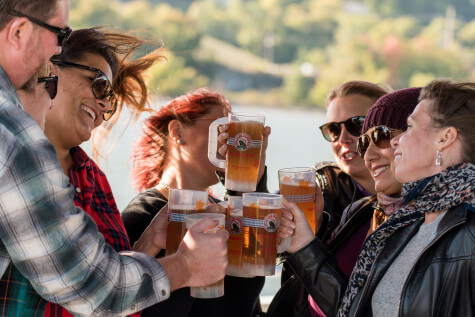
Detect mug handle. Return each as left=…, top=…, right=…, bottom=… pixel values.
left=208, top=117, right=228, bottom=169
left=277, top=236, right=291, bottom=253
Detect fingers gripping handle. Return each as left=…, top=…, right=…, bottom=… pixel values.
left=208, top=117, right=228, bottom=169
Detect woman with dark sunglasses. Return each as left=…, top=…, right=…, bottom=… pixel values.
left=17, top=62, right=56, bottom=130
left=268, top=81, right=388, bottom=317
left=39, top=27, right=164, bottom=316
left=275, top=82, right=474, bottom=317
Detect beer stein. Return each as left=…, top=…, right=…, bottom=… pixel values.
left=208, top=112, right=265, bottom=192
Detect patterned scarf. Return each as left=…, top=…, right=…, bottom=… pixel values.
left=338, top=162, right=475, bottom=316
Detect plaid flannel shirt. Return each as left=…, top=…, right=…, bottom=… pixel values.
left=0, top=66, right=169, bottom=316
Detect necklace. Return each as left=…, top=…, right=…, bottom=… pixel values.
left=158, top=182, right=170, bottom=190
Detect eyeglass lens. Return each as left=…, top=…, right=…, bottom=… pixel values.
left=357, top=126, right=393, bottom=157
left=320, top=116, right=365, bottom=142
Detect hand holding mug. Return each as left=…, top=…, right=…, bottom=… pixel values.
left=280, top=200, right=315, bottom=253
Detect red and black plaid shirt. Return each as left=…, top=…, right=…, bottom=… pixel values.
left=44, top=147, right=134, bottom=317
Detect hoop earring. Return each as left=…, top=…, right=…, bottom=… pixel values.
left=177, top=139, right=183, bottom=145
left=436, top=150, right=442, bottom=166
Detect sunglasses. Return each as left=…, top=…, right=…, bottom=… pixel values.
left=357, top=126, right=403, bottom=157
left=9, top=10, right=72, bottom=46
left=319, top=116, right=365, bottom=142
left=37, top=75, right=58, bottom=99
left=51, top=60, right=118, bottom=121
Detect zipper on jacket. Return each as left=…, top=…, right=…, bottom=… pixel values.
left=396, top=218, right=465, bottom=316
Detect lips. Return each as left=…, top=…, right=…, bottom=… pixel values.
left=341, top=151, right=357, bottom=161
left=80, top=105, right=98, bottom=122
left=372, top=165, right=389, bottom=177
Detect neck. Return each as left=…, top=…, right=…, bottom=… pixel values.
left=159, top=168, right=209, bottom=193
left=47, top=135, right=73, bottom=176
left=425, top=209, right=447, bottom=224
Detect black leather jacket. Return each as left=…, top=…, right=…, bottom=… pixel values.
left=285, top=205, right=475, bottom=317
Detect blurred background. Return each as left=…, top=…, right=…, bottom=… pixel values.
left=78, top=0, right=475, bottom=310
left=71, top=0, right=475, bottom=108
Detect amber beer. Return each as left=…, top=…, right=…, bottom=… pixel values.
left=226, top=119, right=264, bottom=192
left=242, top=193, right=282, bottom=276
left=278, top=168, right=317, bottom=233
left=225, top=196, right=247, bottom=277
left=166, top=189, right=208, bottom=256
left=165, top=207, right=190, bottom=256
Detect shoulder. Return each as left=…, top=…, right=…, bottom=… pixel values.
left=122, top=188, right=167, bottom=218
left=314, top=161, right=340, bottom=191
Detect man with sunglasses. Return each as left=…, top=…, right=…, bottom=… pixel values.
left=0, top=1, right=228, bottom=316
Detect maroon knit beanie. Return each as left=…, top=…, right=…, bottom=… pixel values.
left=362, top=87, right=422, bottom=133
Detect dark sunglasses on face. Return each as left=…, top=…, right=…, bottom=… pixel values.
left=357, top=125, right=403, bottom=158
left=37, top=75, right=58, bottom=99
left=51, top=60, right=118, bottom=121
left=319, top=116, right=365, bottom=142
left=9, top=10, right=72, bottom=46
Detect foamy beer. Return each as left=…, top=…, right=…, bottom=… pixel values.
left=278, top=167, right=317, bottom=233
left=208, top=112, right=265, bottom=192
left=165, top=189, right=208, bottom=256
left=242, top=193, right=282, bottom=276
left=185, top=213, right=226, bottom=298
left=225, top=196, right=251, bottom=277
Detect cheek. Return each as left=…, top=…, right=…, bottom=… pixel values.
left=330, top=142, right=339, bottom=156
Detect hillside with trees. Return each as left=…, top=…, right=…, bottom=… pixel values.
left=71, top=0, right=475, bottom=107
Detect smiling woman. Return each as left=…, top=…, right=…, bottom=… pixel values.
left=39, top=27, right=165, bottom=317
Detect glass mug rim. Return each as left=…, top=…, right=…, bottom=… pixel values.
left=278, top=167, right=316, bottom=173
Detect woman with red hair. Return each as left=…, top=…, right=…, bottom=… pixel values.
left=122, top=87, right=270, bottom=317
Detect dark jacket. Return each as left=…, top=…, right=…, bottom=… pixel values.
left=266, top=194, right=375, bottom=317
left=285, top=205, right=475, bottom=317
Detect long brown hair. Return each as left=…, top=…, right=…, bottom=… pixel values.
left=52, top=27, right=166, bottom=158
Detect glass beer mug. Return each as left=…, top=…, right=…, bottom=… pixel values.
left=208, top=112, right=265, bottom=192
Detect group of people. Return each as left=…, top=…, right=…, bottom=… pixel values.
left=0, top=0, right=473, bottom=316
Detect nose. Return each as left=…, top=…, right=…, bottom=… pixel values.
left=364, top=141, right=378, bottom=162
left=338, top=125, right=355, bottom=145
left=391, top=132, right=402, bottom=149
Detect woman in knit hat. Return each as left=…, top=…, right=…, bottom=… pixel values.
left=269, top=87, right=421, bottom=317
left=278, top=80, right=475, bottom=317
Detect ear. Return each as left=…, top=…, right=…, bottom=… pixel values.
left=168, top=120, right=183, bottom=144
left=437, top=126, right=459, bottom=152
left=5, top=17, right=33, bottom=51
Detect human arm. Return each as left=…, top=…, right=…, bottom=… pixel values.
left=0, top=109, right=225, bottom=316
left=279, top=200, right=348, bottom=316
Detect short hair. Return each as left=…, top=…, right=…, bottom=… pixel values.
left=420, top=79, right=475, bottom=163
left=326, top=81, right=390, bottom=108
left=0, top=0, right=58, bottom=30
left=131, top=88, right=231, bottom=191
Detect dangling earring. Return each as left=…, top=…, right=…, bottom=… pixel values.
left=436, top=150, right=442, bottom=166
left=177, top=139, right=183, bottom=145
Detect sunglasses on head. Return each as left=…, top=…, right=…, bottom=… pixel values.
left=51, top=60, right=118, bottom=121
left=319, top=116, right=365, bottom=142
left=357, top=126, right=403, bottom=158
left=37, top=75, right=58, bottom=99
left=9, top=10, right=72, bottom=46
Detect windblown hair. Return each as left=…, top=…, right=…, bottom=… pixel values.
left=420, top=79, right=475, bottom=163
left=131, top=88, right=231, bottom=191
left=52, top=26, right=166, bottom=159
left=326, top=81, right=390, bottom=108
left=0, top=0, right=57, bottom=30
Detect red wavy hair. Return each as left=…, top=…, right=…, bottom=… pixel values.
left=131, top=88, right=231, bottom=191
